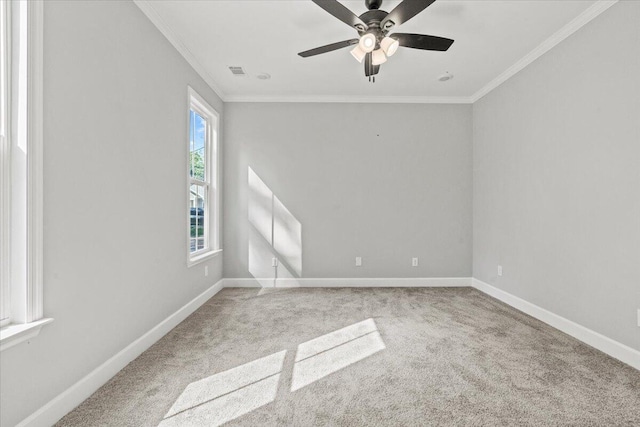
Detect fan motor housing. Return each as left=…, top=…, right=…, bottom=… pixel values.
left=358, top=10, right=389, bottom=35
left=297, top=0, right=454, bottom=80
left=365, top=0, right=383, bottom=10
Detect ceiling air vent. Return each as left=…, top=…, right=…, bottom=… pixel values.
left=228, top=66, right=246, bottom=77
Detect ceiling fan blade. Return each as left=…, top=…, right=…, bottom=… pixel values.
left=298, top=39, right=359, bottom=58
left=381, top=0, right=436, bottom=28
left=364, top=53, right=380, bottom=77
left=312, top=0, right=368, bottom=30
left=392, top=33, right=454, bottom=51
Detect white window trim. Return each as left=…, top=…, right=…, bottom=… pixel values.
left=187, top=87, right=221, bottom=267
left=0, top=318, right=52, bottom=352
left=0, top=0, right=51, bottom=353
left=1, top=0, right=12, bottom=329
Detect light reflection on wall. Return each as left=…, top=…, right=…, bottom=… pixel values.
left=248, top=167, right=302, bottom=287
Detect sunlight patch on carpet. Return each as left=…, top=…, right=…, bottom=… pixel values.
left=159, top=350, right=286, bottom=426
left=291, top=318, right=386, bottom=391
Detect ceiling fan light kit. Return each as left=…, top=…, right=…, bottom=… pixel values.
left=359, top=33, right=377, bottom=52
left=350, top=45, right=367, bottom=63
left=298, top=0, right=454, bottom=81
left=380, top=36, right=399, bottom=57
left=371, top=49, right=387, bottom=66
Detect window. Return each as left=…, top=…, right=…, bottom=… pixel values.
left=1, top=0, right=10, bottom=327
left=0, top=0, right=49, bottom=352
left=187, top=87, right=220, bottom=265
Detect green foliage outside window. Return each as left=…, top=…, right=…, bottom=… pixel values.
left=190, top=151, right=205, bottom=180
left=190, top=225, right=204, bottom=238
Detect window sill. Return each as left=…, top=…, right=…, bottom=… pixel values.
left=0, top=318, right=54, bottom=352
left=188, top=248, right=223, bottom=267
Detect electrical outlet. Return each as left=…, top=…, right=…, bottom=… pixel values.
left=412, top=258, right=419, bottom=267
left=355, top=257, right=362, bottom=267
left=272, top=258, right=278, bottom=267
left=497, top=265, right=503, bottom=277
left=204, top=266, right=208, bottom=277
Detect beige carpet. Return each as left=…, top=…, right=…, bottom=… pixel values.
left=57, top=287, right=640, bottom=426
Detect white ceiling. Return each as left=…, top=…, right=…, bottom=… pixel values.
left=138, top=0, right=602, bottom=102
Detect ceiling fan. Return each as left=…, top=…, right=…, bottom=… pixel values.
left=298, top=0, right=454, bottom=81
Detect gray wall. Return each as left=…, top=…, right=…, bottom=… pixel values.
left=4, top=1, right=637, bottom=425
left=473, top=1, right=640, bottom=351
left=0, top=2, right=224, bottom=426
left=224, top=103, right=473, bottom=280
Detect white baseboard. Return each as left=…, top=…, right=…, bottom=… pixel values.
left=222, top=277, right=472, bottom=288
left=19, top=276, right=638, bottom=427
left=471, top=278, right=640, bottom=371
left=17, top=279, right=224, bottom=427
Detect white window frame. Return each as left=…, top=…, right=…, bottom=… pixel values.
left=0, top=0, right=51, bottom=353
left=1, top=0, right=11, bottom=329
left=187, top=87, right=221, bottom=266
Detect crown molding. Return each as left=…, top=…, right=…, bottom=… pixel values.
left=133, top=0, right=227, bottom=101
left=135, top=0, right=617, bottom=105
left=134, top=0, right=467, bottom=104
left=224, top=95, right=473, bottom=104
left=470, top=0, right=618, bottom=103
